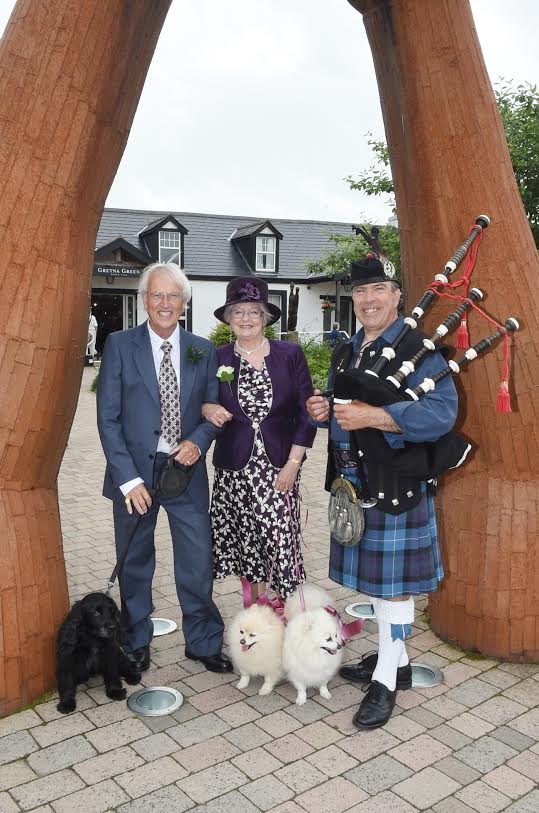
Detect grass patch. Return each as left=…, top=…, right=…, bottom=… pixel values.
left=10, top=689, right=56, bottom=715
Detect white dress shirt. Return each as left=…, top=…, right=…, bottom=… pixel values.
left=120, top=323, right=181, bottom=496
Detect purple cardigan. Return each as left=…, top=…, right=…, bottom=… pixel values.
left=212, top=340, right=316, bottom=471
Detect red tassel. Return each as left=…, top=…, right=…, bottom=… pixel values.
left=456, top=319, right=469, bottom=349
left=496, top=380, right=512, bottom=413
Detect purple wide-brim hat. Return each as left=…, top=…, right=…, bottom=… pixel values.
left=214, top=277, right=281, bottom=325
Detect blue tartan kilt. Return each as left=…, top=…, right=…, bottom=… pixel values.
left=328, top=457, right=444, bottom=598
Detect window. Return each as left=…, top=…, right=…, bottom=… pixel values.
left=179, top=297, right=192, bottom=332
left=268, top=291, right=286, bottom=338
left=159, top=230, right=181, bottom=263
left=256, top=235, right=276, bottom=272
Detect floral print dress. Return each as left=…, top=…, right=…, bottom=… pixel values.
left=210, top=355, right=305, bottom=598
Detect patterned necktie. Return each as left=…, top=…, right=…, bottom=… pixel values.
left=159, top=341, right=181, bottom=446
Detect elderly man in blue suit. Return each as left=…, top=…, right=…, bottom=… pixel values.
left=97, top=262, right=232, bottom=674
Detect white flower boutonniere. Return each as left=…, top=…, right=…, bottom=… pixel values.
left=216, top=365, right=234, bottom=383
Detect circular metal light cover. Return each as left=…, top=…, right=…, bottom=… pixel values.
left=345, top=602, right=375, bottom=619
left=127, top=686, right=184, bottom=717
left=411, top=662, right=443, bottom=688
left=151, top=617, right=178, bottom=636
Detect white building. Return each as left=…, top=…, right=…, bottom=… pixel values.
left=91, top=208, right=359, bottom=351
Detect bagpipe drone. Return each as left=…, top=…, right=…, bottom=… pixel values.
left=330, top=215, right=519, bottom=516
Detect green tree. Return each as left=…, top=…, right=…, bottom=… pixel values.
left=309, top=79, right=538, bottom=282
left=306, top=224, right=400, bottom=281
left=345, top=135, right=394, bottom=203
left=346, top=82, right=539, bottom=243
left=496, top=81, right=539, bottom=246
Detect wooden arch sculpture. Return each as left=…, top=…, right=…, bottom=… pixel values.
left=350, top=0, right=539, bottom=659
left=1, top=0, right=538, bottom=714
left=0, top=0, right=172, bottom=715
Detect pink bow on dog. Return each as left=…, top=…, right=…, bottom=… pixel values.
left=324, top=604, right=363, bottom=642
left=240, top=576, right=286, bottom=622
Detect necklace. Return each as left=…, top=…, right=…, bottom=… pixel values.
left=235, top=337, right=266, bottom=356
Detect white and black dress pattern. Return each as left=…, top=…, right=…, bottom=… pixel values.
left=210, top=356, right=305, bottom=598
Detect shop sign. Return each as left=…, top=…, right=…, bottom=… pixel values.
left=94, top=264, right=142, bottom=277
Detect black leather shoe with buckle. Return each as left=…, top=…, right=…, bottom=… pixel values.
left=340, top=651, right=412, bottom=690
left=185, top=650, right=233, bottom=673
left=353, top=680, right=397, bottom=729
left=126, top=644, right=151, bottom=672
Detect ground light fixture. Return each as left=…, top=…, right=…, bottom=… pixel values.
left=125, top=618, right=183, bottom=716
left=151, top=617, right=178, bottom=636
left=127, top=686, right=184, bottom=717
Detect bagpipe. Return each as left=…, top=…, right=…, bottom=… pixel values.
left=331, top=215, right=519, bottom=515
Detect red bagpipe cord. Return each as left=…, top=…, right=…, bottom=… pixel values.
left=456, top=226, right=482, bottom=349
left=496, top=336, right=512, bottom=413
left=427, top=224, right=512, bottom=413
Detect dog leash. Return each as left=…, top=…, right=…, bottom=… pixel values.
left=105, top=451, right=195, bottom=595
left=284, top=493, right=363, bottom=641
left=285, top=491, right=306, bottom=612
left=106, top=513, right=144, bottom=595
left=246, top=491, right=304, bottom=617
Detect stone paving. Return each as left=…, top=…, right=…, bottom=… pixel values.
left=1, top=366, right=539, bottom=812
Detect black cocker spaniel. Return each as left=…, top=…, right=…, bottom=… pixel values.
left=56, top=592, right=141, bottom=714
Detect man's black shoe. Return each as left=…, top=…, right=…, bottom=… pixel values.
left=340, top=651, right=412, bottom=690
left=126, top=645, right=151, bottom=672
left=353, top=680, right=397, bottom=729
left=185, top=650, right=233, bottom=673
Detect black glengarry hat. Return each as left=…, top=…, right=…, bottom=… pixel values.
left=350, top=254, right=398, bottom=288
left=214, top=277, right=281, bottom=325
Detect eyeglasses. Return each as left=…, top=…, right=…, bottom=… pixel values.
left=230, top=308, right=263, bottom=319
left=147, top=292, right=183, bottom=303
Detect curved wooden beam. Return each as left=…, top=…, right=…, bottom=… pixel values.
left=350, top=0, right=539, bottom=659
left=0, top=0, right=172, bottom=714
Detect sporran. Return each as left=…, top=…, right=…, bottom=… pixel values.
left=328, top=476, right=365, bottom=547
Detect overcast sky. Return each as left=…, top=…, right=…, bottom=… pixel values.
left=1, top=0, right=538, bottom=225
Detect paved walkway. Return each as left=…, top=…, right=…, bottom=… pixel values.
left=1, top=367, right=539, bottom=813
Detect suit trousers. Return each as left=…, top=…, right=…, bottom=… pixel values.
left=113, top=454, right=224, bottom=655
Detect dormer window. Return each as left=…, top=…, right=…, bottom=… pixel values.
left=229, top=220, right=282, bottom=275
left=138, top=215, right=187, bottom=266
left=159, top=230, right=181, bottom=264
left=256, top=235, right=276, bottom=272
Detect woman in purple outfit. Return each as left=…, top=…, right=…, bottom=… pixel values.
left=203, top=277, right=316, bottom=600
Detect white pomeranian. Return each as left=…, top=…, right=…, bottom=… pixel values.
left=227, top=604, right=284, bottom=695
left=284, top=583, right=333, bottom=620
left=282, top=606, right=344, bottom=706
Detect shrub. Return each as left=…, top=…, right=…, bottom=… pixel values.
left=208, top=322, right=235, bottom=347
left=300, top=338, right=333, bottom=391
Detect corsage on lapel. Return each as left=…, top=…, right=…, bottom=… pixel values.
left=216, top=365, right=234, bottom=382
left=187, top=345, right=207, bottom=363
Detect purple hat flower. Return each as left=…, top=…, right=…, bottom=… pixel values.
left=238, top=281, right=261, bottom=301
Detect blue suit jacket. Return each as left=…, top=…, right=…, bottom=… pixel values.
left=97, top=321, right=220, bottom=508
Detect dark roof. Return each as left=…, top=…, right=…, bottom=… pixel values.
left=231, top=220, right=284, bottom=241
left=94, top=236, right=150, bottom=265
left=95, top=208, right=353, bottom=281
left=138, top=215, right=188, bottom=237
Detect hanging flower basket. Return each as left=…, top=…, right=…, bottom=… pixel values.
left=321, top=299, right=333, bottom=312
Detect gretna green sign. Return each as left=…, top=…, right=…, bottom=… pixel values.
left=94, top=264, right=142, bottom=277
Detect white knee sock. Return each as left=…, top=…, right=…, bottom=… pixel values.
left=370, top=597, right=414, bottom=691
left=399, top=644, right=410, bottom=668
